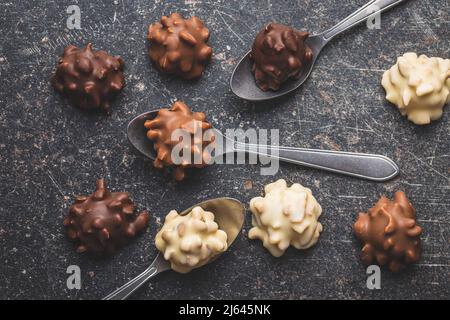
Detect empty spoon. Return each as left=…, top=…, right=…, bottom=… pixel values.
left=127, top=111, right=399, bottom=182
left=230, top=0, right=408, bottom=101
left=103, top=197, right=245, bottom=300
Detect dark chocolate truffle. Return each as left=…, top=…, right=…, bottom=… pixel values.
left=63, top=179, right=149, bottom=255
left=250, top=23, right=313, bottom=91
left=354, top=191, right=422, bottom=272
left=147, top=13, right=212, bottom=80
left=144, top=101, right=214, bottom=181
left=52, top=43, right=125, bottom=113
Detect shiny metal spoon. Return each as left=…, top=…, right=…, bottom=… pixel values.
left=103, top=197, right=245, bottom=300
left=127, top=111, right=399, bottom=182
left=230, top=0, right=408, bottom=101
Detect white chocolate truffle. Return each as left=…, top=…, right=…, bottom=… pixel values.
left=155, top=206, right=228, bottom=273
left=382, top=52, right=450, bottom=125
left=249, top=179, right=323, bottom=257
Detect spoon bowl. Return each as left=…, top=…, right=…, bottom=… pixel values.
left=127, top=110, right=234, bottom=162
left=127, top=111, right=158, bottom=160
left=103, top=197, right=245, bottom=300
left=230, top=35, right=324, bottom=102
left=179, top=197, right=245, bottom=249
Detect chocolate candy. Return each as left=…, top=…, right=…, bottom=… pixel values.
left=155, top=206, right=228, bottom=273
left=250, top=23, right=313, bottom=91
left=144, top=101, right=214, bottom=181
left=354, top=191, right=422, bottom=272
left=249, top=179, right=323, bottom=257
left=63, top=179, right=149, bottom=255
left=382, top=52, right=450, bottom=125
left=147, top=13, right=212, bottom=80
left=52, top=43, right=125, bottom=113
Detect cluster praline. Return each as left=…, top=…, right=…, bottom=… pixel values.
left=147, top=13, right=213, bottom=80
left=250, top=23, right=313, bottom=91
left=52, top=43, right=125, bottom=113
left=63, top=179, right=149, bottom=255
left=354, top=191, right=422, bottom=272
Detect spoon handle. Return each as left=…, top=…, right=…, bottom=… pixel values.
left=102, top=254, right=170, bottom=300
left=322, top=0, right=408, bottom=41
left=236, top=144, right=399, bottom=182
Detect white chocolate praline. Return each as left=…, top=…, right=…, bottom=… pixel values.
left=382, top=52, right=450, bottom=125
left=249, top=179, right=323, bottom=257
left=155, top=206, right=228, bottom=273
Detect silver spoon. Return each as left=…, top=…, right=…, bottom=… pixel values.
left=127, top=111, right=399, bottom=182
left=230, top=0, right=408, bottom=101
left=103, top=197, right=245, bottom=300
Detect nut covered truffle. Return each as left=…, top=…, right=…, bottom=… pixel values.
left=63, top=179, right=149, bottom=255
left=354, top=191, right=422, bottom=272
left=382, top=52, right=450, bottom=125
left=250, top=23, right=313, bottom=91
left=147, top=13, right=212, bottom=79
left=249, top=179, right=323, bottom=257
left=52, top=43, right=125, bottom=113
left=144, top=101, right=214, bottom=181
left=155, top=206, right=228, bottom=273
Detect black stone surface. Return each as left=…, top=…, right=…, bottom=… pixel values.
left=0, top=0, right=449, bottom=300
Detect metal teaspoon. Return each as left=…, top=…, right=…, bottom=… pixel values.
left=127, top=111, right=399, bottom=182
left=103, top=197, right=245, bottom=300
left=230, top=0, right=409, bottom=101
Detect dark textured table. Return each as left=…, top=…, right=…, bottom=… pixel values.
left=0, top=0, right=449, bottom=300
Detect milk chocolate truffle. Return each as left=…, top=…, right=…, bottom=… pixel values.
left=63, top=179, right=149, bottom=255
left=382, top=52, right=450, bottom=125
left=354, top=191, right=422, bottom=272
left=249, top=179, right=323, bottom=257
left=144, top=101, right=214, bottom=181
left=147, top=13, right=212, bottom=80
left=250, top=23, right=313, bottom=91
left=155, top=206, right=228, bottom=273
left=52, top=43, right=125, bottom=113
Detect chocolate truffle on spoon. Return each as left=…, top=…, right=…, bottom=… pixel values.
left=143, top=101, right=214, bottom=181
left=250, top=23, right=313, bottom=91
left=155, top=206, right=228, bottom=273
left=230, top=0, right=409, bottom=101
